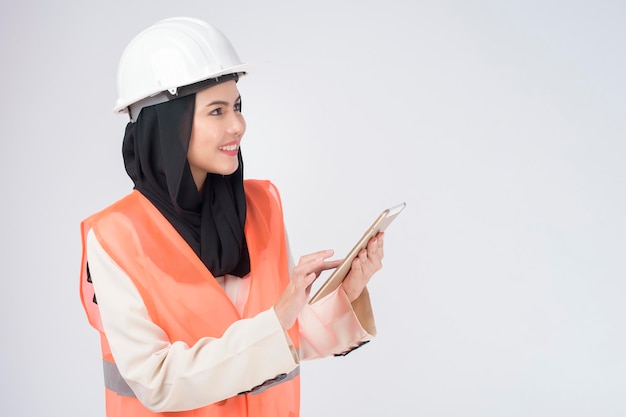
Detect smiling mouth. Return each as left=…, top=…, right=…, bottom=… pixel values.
left=219, top=143, right=239, bottom=151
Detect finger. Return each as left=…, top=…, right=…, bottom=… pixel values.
left=366, top=236, right=380, bottom=253
left=296, top=252, right=341, bottom=278
left=292, top=271, right=318, bottom=291
left=294, top=252, right=332, bottom=275
left=368, top=236, right=385, bottom=260
left=297, top=250, right=335, bottom=265
left=293, top=256, right=337, bottom=286
left=374, top=232, right=385, bottom=254
left=354, top=251, right=367, bottom=272
left=302, top=272, right=318, bottom=288
left=359, top=246, right=381, bottom=274
left=317, top=258, right=343, bottom=273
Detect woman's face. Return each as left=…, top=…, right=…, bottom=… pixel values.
left=188, top=80, right=246, bottom=189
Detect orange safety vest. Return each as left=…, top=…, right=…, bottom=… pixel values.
left=79, top=180, right=300, bottom=417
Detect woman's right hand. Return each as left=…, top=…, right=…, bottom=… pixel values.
left=274, top=250, right=342, bottom=330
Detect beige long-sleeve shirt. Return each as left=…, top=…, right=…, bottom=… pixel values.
left=87, top=229, right=376, bottom=412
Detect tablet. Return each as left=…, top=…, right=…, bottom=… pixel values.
left=308, top=202, right=406, bottom=304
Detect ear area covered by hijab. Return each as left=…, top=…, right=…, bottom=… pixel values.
left=121, top=94, right=250, bottom=278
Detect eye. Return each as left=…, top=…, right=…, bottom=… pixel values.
left=209, top=107, right=223, bottom=116
left=234, top=101, right=242, bottom=112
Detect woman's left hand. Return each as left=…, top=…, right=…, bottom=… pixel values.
left=341, top=232, right=384, bottom=302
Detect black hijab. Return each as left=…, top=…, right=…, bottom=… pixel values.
left=121, top=89, right=250, bottom=278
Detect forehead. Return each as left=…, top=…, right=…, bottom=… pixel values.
left=195, top=80, right=240, bottom=104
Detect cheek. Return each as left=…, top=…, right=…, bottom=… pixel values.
left=190, top=120, right=218, bottom=147
left=188, top=129, right=199, bottom=158
left=187, top=139, right=200, bottom=165
left=188, top=130, right=210, bottom=162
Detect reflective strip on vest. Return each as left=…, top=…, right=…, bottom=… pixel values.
left=104, top=359, right=300, bottom=399
left=103, top=360, right=136, bottom=397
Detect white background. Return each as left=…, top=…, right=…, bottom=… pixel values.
left=1, top=1, right=625, bottom=416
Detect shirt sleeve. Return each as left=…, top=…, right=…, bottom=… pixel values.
left=298, top=286, right=376, bottom=360
left=284, top=228, right=377, bottom=360
left=86, top=230, right=298, bottom=412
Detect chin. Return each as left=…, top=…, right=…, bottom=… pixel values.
left=221, top=163, right=239, bottom=176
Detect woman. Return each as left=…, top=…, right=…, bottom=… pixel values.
left=79, top=17, right=383, bottom=417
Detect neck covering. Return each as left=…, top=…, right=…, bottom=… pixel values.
left=121, top=93, right=251, bottom=278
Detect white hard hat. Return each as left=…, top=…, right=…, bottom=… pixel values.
left=114, top=17, right=250, bottom=121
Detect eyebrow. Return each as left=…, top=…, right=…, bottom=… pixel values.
left=203, top=95, right=242, bottom=108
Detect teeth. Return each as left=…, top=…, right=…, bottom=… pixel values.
left=219, top=144, right=238, bottom=151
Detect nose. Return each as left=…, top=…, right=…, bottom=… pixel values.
left=227, top=112, right=246, bottom=137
